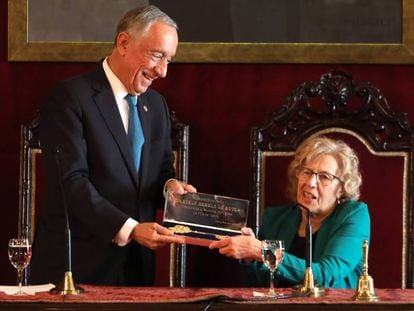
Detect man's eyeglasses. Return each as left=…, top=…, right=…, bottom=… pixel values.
left=296, top=167, right=342, bottom=186
left=148, top=50, right=171, bottom=65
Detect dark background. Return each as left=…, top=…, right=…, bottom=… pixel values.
left=29, top=0, right=401, bottom=43
left=2, top=1, right=414, bottom=288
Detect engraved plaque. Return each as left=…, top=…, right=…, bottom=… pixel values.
left=163, top=192, right=249, bottom=247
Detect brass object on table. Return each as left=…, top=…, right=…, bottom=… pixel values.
left=292, top=205, right=325, bottom=297
left=50, top=271, right=84, bottom=295
left=352, top=240, right=378, bottom=301
left=292, top=266, right=326, bottom=297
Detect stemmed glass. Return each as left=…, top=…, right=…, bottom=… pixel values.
left=8, top=238, right=32, bottom=295
left=261, top=240, right=285, bottom=297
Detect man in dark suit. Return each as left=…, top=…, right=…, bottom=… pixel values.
left=30, top=5, right=195, bottom=286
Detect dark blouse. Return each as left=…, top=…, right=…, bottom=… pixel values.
left=278, top=232, right=318, bottom=287
left=289, top=232, right=318, bottom=260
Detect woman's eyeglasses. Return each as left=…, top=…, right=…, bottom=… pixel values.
left=296, top=167, right=342, bottom=186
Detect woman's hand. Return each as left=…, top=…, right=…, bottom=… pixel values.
left=209, top=227, right=262, bottom=261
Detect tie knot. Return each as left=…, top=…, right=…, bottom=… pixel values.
left=125, top=94, right=137, bottom=107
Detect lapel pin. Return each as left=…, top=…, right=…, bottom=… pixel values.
left=143, top=105, right=148, bottom=112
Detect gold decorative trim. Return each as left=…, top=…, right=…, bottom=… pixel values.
left=8, top=0, right=414, bottom=63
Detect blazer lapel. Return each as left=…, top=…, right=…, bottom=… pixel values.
left=136, top=95, right=150, bottom=186
left=91, top=76, right=140, bottom=189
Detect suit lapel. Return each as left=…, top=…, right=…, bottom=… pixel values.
left=137, top=95, right=150, bottom=186
left=90, top=68, right=140, bottom=189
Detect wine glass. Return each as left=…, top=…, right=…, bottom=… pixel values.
left=8, top=238, right=32, bottom=295
left=261, top=240, right=285, bottom=297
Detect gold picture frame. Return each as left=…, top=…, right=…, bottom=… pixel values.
left=8, top=0, right=414, bottom=63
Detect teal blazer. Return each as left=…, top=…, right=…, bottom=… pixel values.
left=243, top=200, right=370, bottom=288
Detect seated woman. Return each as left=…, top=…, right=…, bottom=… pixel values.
left=210, top=135, right=370, bottom=288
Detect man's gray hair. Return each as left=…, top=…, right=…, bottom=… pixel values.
left=114, top=5, right=177, bottom=44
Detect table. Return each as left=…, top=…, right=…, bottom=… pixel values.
left=0, top=286, right=413, bottom=310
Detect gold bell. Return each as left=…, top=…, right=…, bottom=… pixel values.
left=352, top=240, right=378, bottom=301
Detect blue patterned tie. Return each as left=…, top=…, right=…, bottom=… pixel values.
left=125, top=95, right=145, bottom=172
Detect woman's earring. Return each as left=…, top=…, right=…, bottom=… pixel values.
left=337, top=198, right=341, bottom=205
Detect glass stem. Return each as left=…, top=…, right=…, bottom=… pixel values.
left=269, top=269, right=275, bottom=295
left=17, top=269, right=22, bottom=293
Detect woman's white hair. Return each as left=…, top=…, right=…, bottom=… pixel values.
left=286, top=135, right=362, bottom=203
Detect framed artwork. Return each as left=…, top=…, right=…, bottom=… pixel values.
left=8, top=0, right=414, bottom=63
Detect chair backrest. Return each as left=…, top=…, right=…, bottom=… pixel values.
left=163, top=111, right=189, bottom=288
left=18, top=111, right=189, bottom=287
left=250, top=71, right=414, bottom=288
left=18, top=114, right=41, bottom=285
left=18, top=114, right=41, bottom=244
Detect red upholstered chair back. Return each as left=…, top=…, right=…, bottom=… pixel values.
left=18, top=111, right=189, bottom=287
left=250, top=71, right=414, bottom=288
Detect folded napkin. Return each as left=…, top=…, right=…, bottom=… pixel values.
left=0, top=283, right=54, bottom=295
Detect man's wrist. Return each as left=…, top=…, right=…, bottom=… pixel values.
left=112, top=218, right=139, bottom=246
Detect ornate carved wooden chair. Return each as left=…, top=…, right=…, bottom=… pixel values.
left=18, top=114, right=40, bottom=285
left=250, top=71, right=414, bottom=288
left=18, top=111, right=189, bottom=287
left=159, top=111, right=189, bottom=288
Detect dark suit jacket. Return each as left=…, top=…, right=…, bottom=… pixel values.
left=30, top=64, right=175, bottom=286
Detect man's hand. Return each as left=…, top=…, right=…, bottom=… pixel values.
left=165, top=179, right=196, bottom=195
left=131, top=222, right=185, bottom=250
